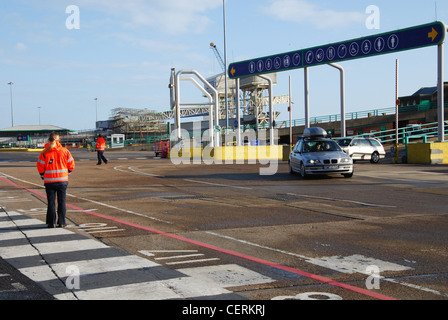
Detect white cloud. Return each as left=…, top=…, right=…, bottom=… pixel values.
left=15, top=42, right=27, bottom=51
left=264, top=0, right=365, bottom=29
left=112, top=33, right=188, bottom=53
left=76, top=0, right=223, bottom=34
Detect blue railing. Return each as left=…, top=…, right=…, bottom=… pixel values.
left=349, top=121, right=448, bottom=144
left=276, top=107, right=396, bottom=129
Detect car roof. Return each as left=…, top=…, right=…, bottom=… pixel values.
left=303, top=137, right=333, bottom=142
left=303, top=127, right=328, bottom=139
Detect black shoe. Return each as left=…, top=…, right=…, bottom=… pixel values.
left=104, top=160, right=108, bottom=164
left=48, top=224, right=55, bottom=228
left=97, top=163, right=101, bottom=165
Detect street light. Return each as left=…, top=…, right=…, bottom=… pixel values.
left=38, top=107, right=41, bottom=125
left=223, top=0, right=229, bottom=130
left=94, top=98, right=98, bottom=125
left=7, top=82, right=14, bottom=127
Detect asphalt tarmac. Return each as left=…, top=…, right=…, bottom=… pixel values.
left=1, top=149, right=447, bottom=302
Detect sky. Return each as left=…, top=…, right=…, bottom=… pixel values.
left=1, top=0, right=448, bottom=131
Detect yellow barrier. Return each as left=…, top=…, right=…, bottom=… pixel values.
left=168, top=146, right=288, bottom=162
left=213, top=146, right=285, bottom=161
left=0, top=148, right=43, bottom=152
left=407, top=142, right=448, bottom=164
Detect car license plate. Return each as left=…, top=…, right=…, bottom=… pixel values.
left=326, top=165, right=338, bottom=170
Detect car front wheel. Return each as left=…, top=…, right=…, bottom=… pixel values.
left=370, top=152, right=380, bottom=164
left=289, top=161, right=295, bottom=174
left=300, top=162, right=307, bottom=178
left=343, top=172, right=354, bottom=178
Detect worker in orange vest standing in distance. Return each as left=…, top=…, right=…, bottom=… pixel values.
left=37, top=132, right=75, bottom=228
left=95, top=134, right=108, bottom=165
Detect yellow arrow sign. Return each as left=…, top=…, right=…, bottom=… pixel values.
left=428, top=27, right=438, bottom=41
left=230, top=67, right=236, bottom=77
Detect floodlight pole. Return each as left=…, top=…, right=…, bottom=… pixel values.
left=223, top=0, right=229, bottom=130
left=8, top=82, right=14, bottom=127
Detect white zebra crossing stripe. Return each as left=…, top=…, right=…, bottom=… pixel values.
left=0, top=210, right=273, bottom=300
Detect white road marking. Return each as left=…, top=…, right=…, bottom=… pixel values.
left=165, top=258, right=220, bottom=265
left=178, top=264, right=275, bottom=288
left=139, top=250, right=221, bottom=266
left=0, top=196, right=32, bottom=203
left=0, top=212, right=273, bottom=300
left=184, top=179, right=253, bottom=190
left=154, top=254, right=204, bottom=261
left=306, top=254, right=412, bottom=274
left=207, top=231, right=448, bottom=298
left=286, top=192, right=396, bottom=208
left=0, top=172, right=172, bottom=225
left=113, top=165, right=163, bottom=177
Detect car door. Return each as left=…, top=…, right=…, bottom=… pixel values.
left=349, top=138, right=362, bottom=159
left=359, top=139, right=373, bottom=159
left=290, top=141, right=302, bottom=170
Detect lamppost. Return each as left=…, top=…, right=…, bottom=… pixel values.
left=38, top=107, right=41, bottom=125
left=94, top=98, right=98, bottom=126
left=7, top=82, right=14, bottom=127
left=223, top=0, right=229, bottom=130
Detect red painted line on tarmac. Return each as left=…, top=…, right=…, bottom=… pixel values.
left=0, top=176, right=397, bottom=300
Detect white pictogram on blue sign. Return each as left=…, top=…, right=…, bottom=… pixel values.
left=349, top=42, right=359, bottom=56
left=249, top=61, right=256, bottom=74
left=257, top=60, right=264, bottom=72
left=316, top=49, right=324, bottom=62
left=327, top=47, right=335, bottom=60
left=388, top=34, right=399, bottom=50
left=361, top=40, right=372, bottom=54
left=305, top=51, right=314, bottom=64
left=338, top=44, right=347, bottom=59
left=274, top=57, right=282, bottom=69
left=283, top=55, right=291, bottom=68
left=375, top=37, right=385, bottom=52
left=293, top=53, right=301, bottom=66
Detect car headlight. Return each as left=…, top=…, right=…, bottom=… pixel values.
left=307, top=159, right=321, bottom=164
left=340, top=157, right=351, bottom=163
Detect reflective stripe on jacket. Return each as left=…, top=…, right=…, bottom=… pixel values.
left=37, top=142, right=75, bottom=184
left=96, top=137, right=106, bottom=151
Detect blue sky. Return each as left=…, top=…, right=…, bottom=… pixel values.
left=1, top=0, right=448, bottom=130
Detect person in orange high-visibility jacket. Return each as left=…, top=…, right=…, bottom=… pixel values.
left=95, top=134, right=108, bottom=165
left=37, top=132, right=75, bottom=228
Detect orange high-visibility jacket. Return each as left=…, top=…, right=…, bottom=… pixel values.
left=96, top=137, right=106, bottom=151
left=37, top=142, right=75, bottom=184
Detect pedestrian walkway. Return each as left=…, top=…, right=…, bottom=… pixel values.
left=0, top=210, right=246, bottom=300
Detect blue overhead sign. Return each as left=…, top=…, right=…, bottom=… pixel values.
left=229, top=21, right=446, bottom=79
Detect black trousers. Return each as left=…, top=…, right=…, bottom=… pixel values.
left=97, top=151, right=108, bottom=164
left=45, top=182, right=68, bottom=226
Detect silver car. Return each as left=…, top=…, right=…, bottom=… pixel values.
left=335, top=137, right=386, bottom=164
left=289, top=128, right=354, bottom=178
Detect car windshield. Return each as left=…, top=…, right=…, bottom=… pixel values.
left=335, top=138, right=352, bottom=147
left=302, top=140, right=342, bottom=153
